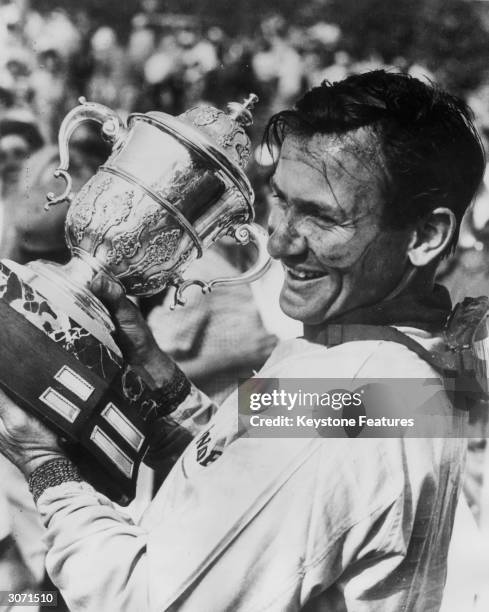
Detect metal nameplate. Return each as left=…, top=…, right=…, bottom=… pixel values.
left=90, top=426, right=134, bottom=478
left=101, top=402, right=145, bottom=451
left=39, top=388, right=80, bottom=423
left=54, top=366, right=94, bottom=402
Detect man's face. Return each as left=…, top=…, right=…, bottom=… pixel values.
left=267, top=129, right=413, bottom=325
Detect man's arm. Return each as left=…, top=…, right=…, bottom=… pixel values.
left=36, top=480, right=151, bottom=611
left=0, top=348, right=177, bottom=611
left=143, top=384, right=218, bottom=471
left=0, top=494, right=36, bottom=601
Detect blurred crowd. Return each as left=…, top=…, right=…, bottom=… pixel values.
left=0, top=0, right=438, bottom=152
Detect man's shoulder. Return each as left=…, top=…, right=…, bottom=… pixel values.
left=264, top=331, right=441, bottom=380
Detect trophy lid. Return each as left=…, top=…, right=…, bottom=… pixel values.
left=131, top=94, right=258, bottom=206
left=177, top=94, right=258, bottom=169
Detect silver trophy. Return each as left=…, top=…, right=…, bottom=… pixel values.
left=0, top=95, right=270, bottom=503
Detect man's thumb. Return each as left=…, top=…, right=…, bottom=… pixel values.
left=91, top=272, right=137, bottom=325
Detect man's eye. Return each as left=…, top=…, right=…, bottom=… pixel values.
left=304, top=212, right=335, bottom=226
left=317, top=215, right=336, bottom=225
left=269, top=192, right=287, bottom=206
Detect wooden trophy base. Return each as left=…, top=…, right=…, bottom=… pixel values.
left=0, top=260, right=163, bottom=505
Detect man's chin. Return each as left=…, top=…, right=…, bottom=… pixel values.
left=279, top=291, right=334, bottom=326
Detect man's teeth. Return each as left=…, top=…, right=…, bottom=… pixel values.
left=287, top=268, right=324, bottom=280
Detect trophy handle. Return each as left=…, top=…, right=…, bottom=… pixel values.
left=171, top=223, right=271, bottom=308
left=45, top=97, right=127, bottom=210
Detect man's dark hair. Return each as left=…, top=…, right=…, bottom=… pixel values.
left=266, top=70, right=485, bottom=252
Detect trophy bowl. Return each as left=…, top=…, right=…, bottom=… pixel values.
left=27, top=94, right=271, bottom=332
left=0, top=95, right=271, bottom=504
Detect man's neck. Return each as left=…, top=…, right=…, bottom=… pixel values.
left=304, top=283, right=452, bottom=340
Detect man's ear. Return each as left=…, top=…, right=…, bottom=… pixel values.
left=407, top=207, right=457, bottom=267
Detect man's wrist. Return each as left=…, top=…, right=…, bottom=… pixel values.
left=152, top=365, right=191, bottom=412
left=28, top=458, right=84, bottom=504
left=142, top=345, right=179, bottom=388
left=21, top=450, right=67, bottom=479
left=137, top=347, right=192, bottom=412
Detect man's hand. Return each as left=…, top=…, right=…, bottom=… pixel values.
left=91, top=272, right=178, bottom=389
left=0, top=387, right=64, bottom=478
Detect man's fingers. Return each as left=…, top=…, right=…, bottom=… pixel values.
left=0, top=386, right=14, bottom=417
left=91, top=272, right=162, bottom=368
left=91, top=272, right=124, bottom=311
left=0, top=387, right=33, bottom=430
left=91, top=272, right=141, bottom=327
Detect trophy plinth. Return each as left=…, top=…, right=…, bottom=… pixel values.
left=0, top=95, right=271, bottom=504
left=0, top=259, right=148, bottom=505
left=26, top=255, right=115, bottom=341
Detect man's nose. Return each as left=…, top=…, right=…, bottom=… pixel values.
left=267, top=213, right=306, bottom=259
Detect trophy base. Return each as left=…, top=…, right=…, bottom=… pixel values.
left=0, top=259, right=164, bottom=505
left=10, top=255, right=119, bottom=356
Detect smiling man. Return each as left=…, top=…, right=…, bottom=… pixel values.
left=268, top=127, right=407, bottom=324
left=0, top=71, right=485, bottom=612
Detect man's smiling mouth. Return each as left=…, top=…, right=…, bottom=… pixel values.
left=284, top=265, right=328, bottom=281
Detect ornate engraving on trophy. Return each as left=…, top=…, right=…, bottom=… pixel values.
left=127, top=268, right=172, bottom=295
left=182, top=105, right=253, bottom=168
left=136, top=229, right=181, bottom=266
left=189, top=106, right=221, bottom=126
left=89, top=188, right=136, bottom=255
left=66, top=177, right=95, bottom=244
left=175, top=246, right=193, bottom=268
left=235, top=141, right=251, bottom=167
left=126, top=242, right=194, bottom=296
left=127, top=272, right=166, bottom=295
left=106, top=206, right=170, bottom=271
left=220, top=124, right=251, bottom=167
left=106, top=227, right=144, bottom=266
left=117, top=228, right=182, bottom=283
left=68, top=175, right=113, bottom=245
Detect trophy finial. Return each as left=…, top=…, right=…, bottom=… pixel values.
left=177, top=93, right=259, bottom=168
left=227, top=93, right=259, bottom=127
